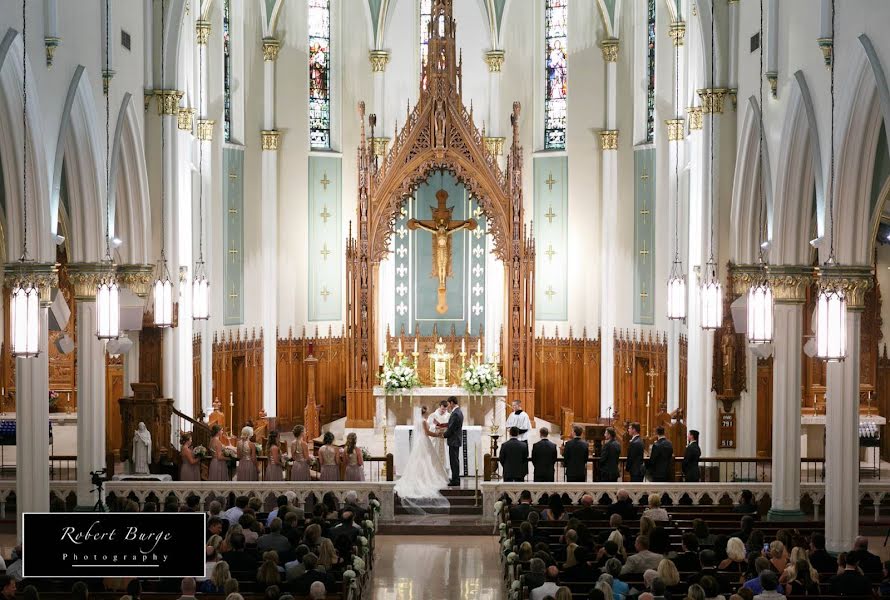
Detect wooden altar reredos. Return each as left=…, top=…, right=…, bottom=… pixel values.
left=345, top=0, right=535, bottom=426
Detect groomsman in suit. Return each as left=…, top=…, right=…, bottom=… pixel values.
left=499, top=427, right=529, bottom=482
left=626, top=423, right=645, bottom=482
left=531, top=427, right=558, bottom=482
left=647, top=426, right=674, bottom=482
left=561, top=425, right=589, bottom=482
left=443, top=396, right=464, bottom=486
left=598, top=427, right=621, bottom=482
left=682, top=429, right=701, bottom=482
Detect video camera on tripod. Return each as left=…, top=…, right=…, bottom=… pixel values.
left=90, top=468, right=108, bottom=511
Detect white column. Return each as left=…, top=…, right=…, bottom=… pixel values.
left=15, top=306, right=49, bottom=535
left=769, top=302, right=804, bottom=519
left=825, top=300, right=864, bottom=551
left=74, top=297, right=107, bottom=507
left=196, top=30, right=213, bottom=418
left=599, top=39, right=619, bottom=417
left=124, top=335, right=139, bottom=393
left=738, top=347, right=758, bottom=456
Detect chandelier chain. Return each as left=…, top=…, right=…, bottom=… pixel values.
left=708, top=0, right=716, bottom=265
left=20, top=0, right=28, bottom=262
left=673, top=17, right=680, bottom=263
left=828, top=0, right=836, bottom=263
left=757, top=0, right=765, bottom=265
left=104, top=0, right=111, bottom=261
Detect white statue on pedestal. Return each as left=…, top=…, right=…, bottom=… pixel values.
left=132, top=422, right=152, bottom=475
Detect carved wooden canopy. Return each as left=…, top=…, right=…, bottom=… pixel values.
left=344, top=0, right=536, bottom=426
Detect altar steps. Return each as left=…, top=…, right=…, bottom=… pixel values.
left=393, top=487, right=484, bottom=517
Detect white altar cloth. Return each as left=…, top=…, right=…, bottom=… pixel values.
left=394, top=424, right=484, bottom=479
left=800, top=413, right=886, bottom=457
left=373, top=386, right=507, bottom=433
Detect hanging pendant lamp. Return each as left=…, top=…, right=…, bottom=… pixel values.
left=700, top=0, right=721, bottom=330
left=193, top=22, right=210, bottom=320
left=666, top=16, right=686, bottom=321
left=815, top=0, right=846, bottom=361
left=10, top=0, right=40, bottom=358
left=154, top=0, right=174, bottom=328
left=96, top=0, right=120, bottom=340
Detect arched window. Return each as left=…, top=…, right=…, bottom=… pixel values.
left=544, top=0, right=567, bottom=150
left=645, top=0, right=656, bottom=142
left=420, top=0, right=433, bottom=72
left=309, top=0, right=331, bottom=149
left=223, top=0, right=232, bottom=142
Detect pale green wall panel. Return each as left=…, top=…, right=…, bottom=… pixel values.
left=534, top=156, right=568, bottom=321
left=308, top=155, right=342, bottom=321
left=634, top=147, right=656, bottom=324
left=223, top=147, right=244, bottom=325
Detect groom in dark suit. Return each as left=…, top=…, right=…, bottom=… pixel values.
left=443, top=396, right=464, bottom=487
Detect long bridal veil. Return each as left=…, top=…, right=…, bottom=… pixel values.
left=393, top=416, right=450, bottom=513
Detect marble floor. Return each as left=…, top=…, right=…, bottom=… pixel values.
left=369, top=535, right=503, bottom=600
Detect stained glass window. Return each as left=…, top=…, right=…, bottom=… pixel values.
left=420, top=0, right=433, bottom=75
left=223, top=0, right=232, bottom=142
left=309, top=0, right=331, bottom=149
left=544, top=0, right=567, bottom=150
left=646, top=0, right=656, bottom=142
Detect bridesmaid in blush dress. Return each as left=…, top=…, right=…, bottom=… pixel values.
left=343, top=432, right=365, bottom=482
left=318, top=431, right=340, bottom=481
left=290, top=425, right=311, bottom=481
left=264, top=430, right=283, bottom=481
left=208, top=425, right=229, bottom=481
left=235, top=426, right=258, bottom=481
left=179, top=432, right=201, bottom=481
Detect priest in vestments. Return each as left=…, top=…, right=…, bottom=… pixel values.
left=505, top=400, right=531, bottom=444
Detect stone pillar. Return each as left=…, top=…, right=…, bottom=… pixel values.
left=7, top=264, right=56, bottom=536
left=824, top=267, right=872, bottom=551
left=484, top=49, right=506, bottom=346
left=196, top=23, right=214, bottom=418
left=117, top=264, right=153, bottom=395
left=68, top=264, right=112, bottom=508
left=599, top=37, right=619, bottom=417
left=767, top=267, right=811, bottom=520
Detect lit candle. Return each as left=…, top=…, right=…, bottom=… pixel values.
left=398, top=338, right=402, bottom=354
left=477, top=339, right=481, bottom=354
left=414, top=338, right=418, bottom=353
left=461, top=339, right=466, bottom=354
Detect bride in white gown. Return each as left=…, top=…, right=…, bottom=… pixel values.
left=393, top=406, right=450, bottom=512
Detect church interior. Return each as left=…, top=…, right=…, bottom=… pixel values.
left=2, top=0, right=890, bottom=598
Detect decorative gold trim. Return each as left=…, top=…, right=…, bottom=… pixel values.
left=116, top=264, right=154, bottom=299
left=600, top=38, right=619, bottom=63
left=261, top=129, right=281, bottom=151
left=369, top=50, right=390, bottom=72
left=143, top=89, right=154, bottom=111
left=598, top=130, right=619, bottom=150
left=155, top=89, right=184, bottom=116
left=686, top=106, right=703, bottom=130
left=44, top=36, right=60, bottom=68
left=197, top=118, right=215, bottom=141
left=369, top=136, right=390, bottom=157
left=817, top=37, right=833, bottom=67
left=697, top=88, right=729, bottom=114
left=67, top=262, right=116, bottom=301
left=483, top=136, right=505, bottom=156
left=765, top=72, right=778, bottom=98
left=767, top=266, right=814, bottom=304
left=728, top=88, right=738, bottom=111
left=178, top=107, right=195, bottom=131
left=102, top=69, right=115, bottom=95
left=669, top=22, right=686, bottom=47
left=665, top=118, right=685, bottom=141
left=4, top=262, right=58, bottom=305
left=262, top=37, right=280, bottom=62
left=196, top=20, right=211, bottom=45
left=484, top=50, right=505, bottom=73
left=818, top=264, right=873, bottom=310
left=731, top=264, right=764, bottom=298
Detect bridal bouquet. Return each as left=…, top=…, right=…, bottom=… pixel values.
left=222, top=446, right=238, bottom=469
left=192, top=445, right=208, bottom=459
left=461, top=361, right=503, bottom=395
left=379, top=356, right=420, bottom=393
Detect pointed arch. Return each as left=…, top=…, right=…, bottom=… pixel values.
left=730, top=96, right=772, bottom=264
left=773, top=72, right=820, bottom=266
left=0, top=28, right=52, bottom=263
left=110, top=93, right=151, bottom=264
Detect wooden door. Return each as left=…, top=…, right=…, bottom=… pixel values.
left=756, top=357, right=773, bottom=457
left=232, top=356, right=246, bottom=430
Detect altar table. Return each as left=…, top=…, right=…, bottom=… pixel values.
left=372, top=386, right=508, bottom=434
left=800, top=413, right=886, bottom=458
left=393, top=424, right=484, bottom=479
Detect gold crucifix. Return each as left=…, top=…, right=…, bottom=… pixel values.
left=228, top=206, right=239, bottom=217
left=320, top=286, right=331, bottom=301
left=545, top=205, right=557, bottom=224
left=228, top=171, right=238, bottom=180
left=640, top=168, right=649, bottom=182
left=407, top=189, right=477, bottom=314
left=639, top=240, right=649, bottom=261
left=320, top=172, right=331, bottom=191
left=545, top=285, right=556, bottom=301
left=228, top=241, right=239, bottom=263
left=320, top=205, right=331, bottom=223
left=640, top=289, right=649, bottom=301
left=545, top=244, right=556, bottom=262
left=228, top=285, right=239, bottom=303
left=545, top=172, right=557, bottom=192
left=320, top=243, right=331, bottom=261
left=639, top=205, right=650, bottom=224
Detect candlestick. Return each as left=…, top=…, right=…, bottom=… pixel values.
left=461, top=338, right=466, bottom=354
left=398, top=338, right=402, bottom=354
left=414, top=337, right=418, bottom=354
left=477, top=339, right=481, bottom=355
left=411, top=351, right=419, bottom=369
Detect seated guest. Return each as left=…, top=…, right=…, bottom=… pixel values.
left=530, top=565, right=561, bottom=600
left=208, top=516, right=224, bottom=540
left=693, top=519, right=716, bottom=547
left=720, top=537, right=748, bottom=573
left=223, top=496, right=249, bottom=526
left=743, top=557, right=784, bottom=595
left=850, top=536, right=884, bottom=575
left=687, top=584, right=706, bottom=600
left=621, top=535, right=663, bottom=575
left=221, top=533, right=257, bottom=573
left=607, top=530, right=629, bottom=561
left=258, top=518, right=291, bottom=553
left=177, top=577, right=197, bottom=600
left=223, top=579, right=239, bottom=596
left=342, top=490, right=367, bottom=521
left=0, top=577, right=14, bottom=600
left=532, top=427, right=558, bottom=482
left=732, top=515, right=756, bottom=544
left=282, top=511, right=303, bottom=546
left=700, top=575, right=722, bottom=600
left=309, top=581, right=327, bottom=600
left=541, top=494, right=567, bottom=521
left=562, top=530, right=579, bottom=566
left=753, top=570, right=784, bottom=600
left=596, top=540, right=622, bottom=569
left=780, top=547, right=820, bottom=585
left=267, top=495, right=290, bottom=527
left=238, top=513, right=260, bottom=544
left=642, top=495, right=669, bottom=522
left=604, top=559, right=630, bottom=600
left=768, top=541, right=788, bottom=574
left=285, top=545, right=312, bottom=581
left=292, top=553, right=335, bottom=596
left=561, top=547, right=596, bottom=582
left=830, top=551, right=874, bottom=596
left=880, top=561, right=890, bottom=597
left=656, top=559, right=681, bottom=587
left=318, top=537, right=343, bottom=570
left=809, top=533, right=837, bottom=574
left=328, top=510, right=361, bottom=543
left=733, top=489, right=758, bottom=514
left=555, top=587, right=573, bottom=600
left=649, top=524, right=672, bottom=555
left=510, top=490, right=535, bottom=521
left=524, top=558, right=547, bottom=591
left=673, top=533, right=702, bottom=572
left=256, top=551, right=282, bottom=587
left=516, top=521, right=536, bottom=547
left=712, top=535, right=730, bottom=563
left=689, top=550, right=730, bottom=593
left=199, top=561, right=231, bottom=593
left=574, top=495, right=601, bottom=521
left=608, top=490, right=637, bottom=522
left=784, top=559, right=819, bottom=595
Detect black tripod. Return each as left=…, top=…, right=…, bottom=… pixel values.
left=91, top=469, right=108, bottom=512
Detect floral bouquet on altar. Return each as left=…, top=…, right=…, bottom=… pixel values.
left=192, top=445, right=208, bottom=459
left=378, top=356, right=420, bottom=393
left=461, top=361, right=503, bottom=395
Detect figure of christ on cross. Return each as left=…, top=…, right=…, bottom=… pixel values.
left=407, top=189, right=477, bottom=314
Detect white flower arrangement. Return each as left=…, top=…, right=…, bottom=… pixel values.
left=369, top=498, right=381, bottom=512
left=499, top=523, right=507, bottom=531
left=358, top=536, right=369, bottom=547
left=506, top=551, right=518, bottom=564
left=363, top=519, right=375, bottom=532
left=379, top=356, right=421, bottom=393
left=343, top=569, right=357, bottom=580
left=502, top=539, right=511, bottom=551
left=494, top=500, right=504, bottom=513
left=511, top=580, right=521, bottom=591
left=192, top=445, right=208, bottom=458
left=461, top=361, right=503, bottom=395
left=353, top=557, right=366, bottom=574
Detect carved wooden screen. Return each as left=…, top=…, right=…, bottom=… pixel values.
left=276, top=329, right=347, bottom=431
left=534, top=329, right=600, bottom=424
